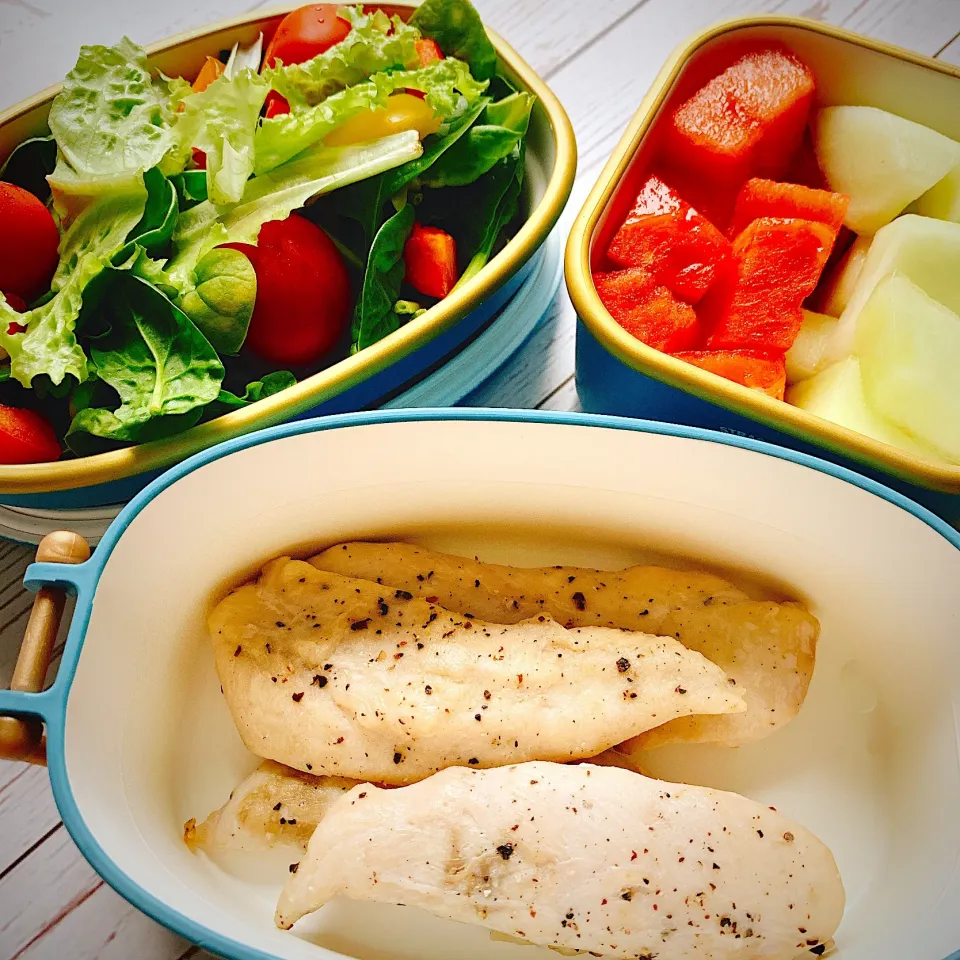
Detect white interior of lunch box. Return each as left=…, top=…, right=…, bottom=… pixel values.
left=57, top=418, right=960, bottom=960
left=592, top=23, right=960, bottom=267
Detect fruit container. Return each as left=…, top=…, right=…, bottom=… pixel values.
left=0, top=4, right=575, bottom=529
left=1, top=409, right=960, bottom=960
left=566, top=16, right=960, bottom=526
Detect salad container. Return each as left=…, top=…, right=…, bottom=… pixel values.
left=0, top=5, right=575, bottom=518
left=1, top=409, right=960, bottom=960
left=566, top=17, right=960, bottom=526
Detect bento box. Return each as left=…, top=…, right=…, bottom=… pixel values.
left=2, top=409, right=960, bottom=960
left=0, top=4, right=575, bottom=512
left=565, top=16, right=960, bottom=526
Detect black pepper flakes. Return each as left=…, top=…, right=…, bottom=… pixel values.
left=292, top=692, right=304, bottom=702
left=395, top=590, right=413, bottom=600
left=275, top=621, right=285, bottom=628
left=378, top=601, right=389, bottom=616
left=273, top=802, right=282, bottom=811
left=483, top=690, right=492, bottom=701
left=289, top=862, right=299, bottom=873
left=324, top=663, right=334, bottom=671
left=496, top=843, right=514, bottom=860
left=350, top=618, right=371, bottom=631
left=393, top=752, right=403, bottom=764
left=234, top=645, right=242, bottom=657
left=572, top=591, right=587, bottom=611
left=468, top=757, right=479, bottom=765
left=616, top=657, right=630, bottom=673
left=312, top=675, right=328, bottom=688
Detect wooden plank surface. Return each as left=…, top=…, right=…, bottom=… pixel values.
left=0, top=0, right=957, bottom=957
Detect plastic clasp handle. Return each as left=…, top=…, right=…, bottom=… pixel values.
left=0, top=531, right=90, bottom=765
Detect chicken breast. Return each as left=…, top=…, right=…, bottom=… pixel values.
left=210, top=558, right=745, bottom=785
left=276, top=761, right=845, bottom=960
left=310, top=542, right=819, bottom=749
left=183, top=761, right=359, bottom=852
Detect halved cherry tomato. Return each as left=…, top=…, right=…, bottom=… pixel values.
left=2, top=293, right=27, bottom=314
left=0, top=405, right=61, bottom=464
left=0, top=183, right=60, bottom=301
left=193, top=56, right=225, bottom=92
left=324, top=93, right=441, bottom=147
left=224, top=215, right=350, bottom=366
left=404, top=223, right=458, bottom=298
left=261, top=5, right=352, bottom=120
left=264, top=4, right=351, bottom=68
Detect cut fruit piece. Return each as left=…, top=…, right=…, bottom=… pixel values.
left=811, top=106, right=960, bottom=235
left=703, top=217, right=834, bottom=352
left=593, top=268, right=700, bottom=352
left=607, top=174, right=732, bottom=303
left=818, top=235, right=872, bottom=318
left=785, top=309, right=838, bottom=384
left=649, top=162, right=739, bottom=232
left=728, top=178, right=849, bottom=240
left=822, top=215, right=960, bottom=365
left=915, top=163, right=960, bottom=222
left=855, top=273, right=960, bottom=463
left=673, top=349, right=786, bottom=399
left=664, top=45, right=815, bottom=185
left=787, top=356, right=932, bottom=457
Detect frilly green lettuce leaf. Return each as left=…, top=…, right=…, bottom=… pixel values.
left=264, top=6, right=419, bottom=109
left=0, top=184, right=148, bottom=386
left=172, top=68, right=270, bottom=205
left=213, top=370, right=296, bottom=410
left=255, top=58, right=486, bottom=174
left=47, top=38, right=182, bottom=216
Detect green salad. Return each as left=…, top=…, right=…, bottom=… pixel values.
left=0, top=0, right=534, bottom=463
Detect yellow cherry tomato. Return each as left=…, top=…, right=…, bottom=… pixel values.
left=324, top=93, right=442, bottom=147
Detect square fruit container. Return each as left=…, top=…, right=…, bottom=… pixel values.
left=0, top=4, right=575, bottom=518
left=565, top=16, right=960, bottom=525
left=2, top=409, right=960, bottom=960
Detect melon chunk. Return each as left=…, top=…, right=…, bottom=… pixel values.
left=818, top=235, right=872, bottom=318
left=855, top=274, right=960, bottom=463
left=785, top=309, right=837, bottom=384
left=916, top=163, right=960, bottom=222
left=787, top=357, right=931, bottom=457
left=823, top=215, right=960, bottom=365
left=812, top=106, right=960, bottom=235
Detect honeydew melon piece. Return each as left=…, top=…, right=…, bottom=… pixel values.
left=855, top=273, right=960, bottom=463
left=785, top=309, right=838, bottom=384
left=822, top=215, right=960, bottom=365
left=819, top=235, right=872, bottom=318
left=812, top=106, right=960, bottom=234
left=786, top=356, right=931, bottom=457
left=915, top=163, right=960, bottom=222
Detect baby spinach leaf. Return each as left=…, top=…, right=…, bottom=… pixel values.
left=179, top=247, right=256, bottom=355
left=170, top=170, right=208, bottom=209
left=410, top=0, right=497, bottom=82
left=66, top=272, right=223, bottom=448
left=114, top=167, right=178, bottom=263
left=422, top=92, right=533, bottom=188
left=0, top=135, right=57, bottom=202
left=352, top=202, right=415, bottom=351
left=213, top=370, right=297, bottom=409
left=456, top=139, right=526, bottom=286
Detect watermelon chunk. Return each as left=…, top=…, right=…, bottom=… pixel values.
left=728, top=179, right=850, bottom=240
left=673, top=350, right=787, bottom=400
left=607, top=174, right=732, bottom=303
left=593, top=268, right=700, bottom=352
left=702, top=217, right=834, bottom=352
left=664, top=46, right=815, bottom=185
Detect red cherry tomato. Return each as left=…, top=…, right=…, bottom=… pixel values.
left=225, top=215, right=351, bottom=366
left=264, top=5, right=351, bottom=68
left=0, top=182, right=60, bottom=301
left=404, top=223, right=458, bottom=298
left=0, top=404, right=61, bottom=464
left=415, top=38, right=444, bottom=67
left=264, top=92, right=291, bottom=119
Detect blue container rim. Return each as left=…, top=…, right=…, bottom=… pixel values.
left=19, top=407, right=960, bottom=960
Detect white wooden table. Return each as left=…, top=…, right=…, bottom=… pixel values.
left=0, top=1, right=958, bottom=956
